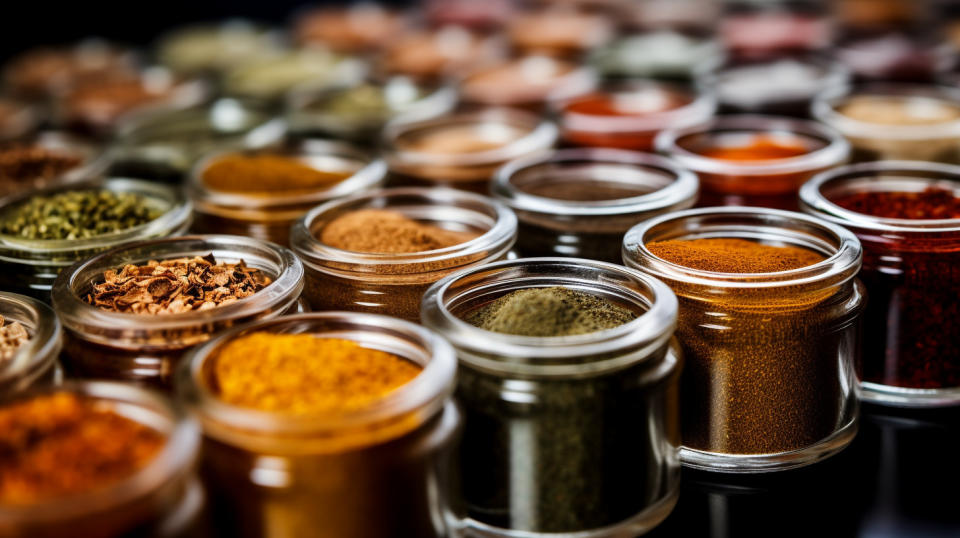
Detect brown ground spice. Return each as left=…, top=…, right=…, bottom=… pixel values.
left=202, top=154, right=350, bottom=195
left=320, top=209, right=479, bottom=253
left=647, top=238, right=825, bottom=273
left=0, top=392, right=164, bottom=503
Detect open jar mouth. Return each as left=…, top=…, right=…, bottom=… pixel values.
left=492, top=148, right=698, bottom=216
left=2, top=131, right=109, bottom=190
left=178, top=312, right=456, bottom=437
left=0, top=381, right=198, bottom=524
left=0, top=292, right=61, bottom=384
left=420, top=257, right=678, bottom=375
left=51, top=234, right=304, bottom=335
left=655, top=115, right=850, bottom=176
left=800, top=160, right=960, bottom=232
left=812, top=83, right=960, bottom=140
left=458, top=58, right=597, bottom=107
left=0, top=178, right=191, bottom=256
left=623, top=206, right=862, bottom=288
left=558, top=81, right=717, bottom=134
left=291, top=186, right=517, bottom=272
left=697, top=55, right=850, bottom=109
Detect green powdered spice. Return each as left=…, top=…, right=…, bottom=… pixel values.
left=0, top=189, right=162, bottom=240
left=465, top=286, right=637, bottom=337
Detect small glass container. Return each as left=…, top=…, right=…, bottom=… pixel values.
left=380, top=27, right=504, bottom=81
left=381, top=108, right=558, bottom=193
left=558, top=81, right=716, bottom=150
left=656, top=115, right=850, bottom=210
left=589, top=30, right=722, bottom=82
left=506, top=8, right=614, bottom=58
left=492, top=148, right=698, bottom=263
left=2, top=40, right=138, bottom=99
left=0, top=131, right=108, bottom=197
left=799, top=161, right=960, bottom=407
left=290, top=187, right=516, bottom=322
left=177, top=312, right=460, bottom=538
left=293, top=5, right=409, bottom=53
left=0, top=292, right=61, bottom=393
left=813, top=83, right=960, bottom=163
left=222, top=49, right=365, bottom=105
left=459, top=56, right=596, bottom=112
left=0, top=178, right=191, bottom=300
left=50, top=235, right=304, bottom=389
left=189, top=140, right=387, bottom=246
left=156, top=21, right=285, bottom=76
left=719, top=3, right=831, bottom=58
left=421, top=257, right=682, bottom=536
left=624, top=206, right=864, bottom=472
left=0, top=381, right=203, bottom=537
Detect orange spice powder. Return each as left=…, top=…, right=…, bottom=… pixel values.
left=647, top=238, right=825, bottom=273
left=698, top=136, right=810, bottom=161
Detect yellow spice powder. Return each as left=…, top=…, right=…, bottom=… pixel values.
left=210, top=333, right=422, bottom=414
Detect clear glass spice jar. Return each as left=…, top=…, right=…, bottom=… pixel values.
left=0, top=131, right=108, bottom=197
left=491, top=148, right=698, bottom=263
left=799, top=161, right=960, bottom=407
left=0, top=292, right=61, bottom=393
left=381, top=108, right=558, bottom=193
left=0, top=381, right=203, bottom=538
left=623, top=207, right=864, bottom=472
left=176, top=312, right=460, bottom=538
left=189, top=139, right=387, bottom=246
left=421, top=257, right=682, bottom=536
left=655, top=115, right=850, bottom=210
left=0, top=178, right=191, bottom=300
left=290, top=187, right=516, bottom=322
left=812, top=83, right=960, bottom=163
left=50, top=235, right=304, bottom=389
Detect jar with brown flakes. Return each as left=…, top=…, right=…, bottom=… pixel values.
left=0, top=292, right=61, bottom=394
left=0, top=132, right=106, bottom=197
left=51, top=235, right=304, bottom=389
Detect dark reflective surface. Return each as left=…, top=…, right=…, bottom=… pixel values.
left=649, top=404, right=960, bottom=538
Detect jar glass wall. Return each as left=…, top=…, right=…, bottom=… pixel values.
left=0, top=292, right=61, bottom=393
left=800, top=161, right=960, bottom=407
left=421, top=258, right=681, bottom=536
left=291, top=187, right=516, bottom=322
left=624, top=207, right=863, bottom=472
left=492, top=148, right=698, bottom=263
left=51, top=235, right=304, bottom=389
left=656, top=115, right=849, bottom=210
left=177, top=312, right=460, bottom=538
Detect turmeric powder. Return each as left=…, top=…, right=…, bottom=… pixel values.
left=209, top=333, right=422, bottom=414
left=202, top=153, right=350, bottom=195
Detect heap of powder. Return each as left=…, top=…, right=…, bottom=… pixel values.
left=831, top=187, right=960, bottom=220
left=0, top=392, right=164, bottom=503
left=320, top=209, right=479, bottom=253
left=646, top=238, right=825, bottom=273
left=210, top=334, right=422, bottom=414
left=698, top=136, right=811, bottom=161
left=202, top=154, right=350, bottom=194
left=465, top=286, right=637, bottom=337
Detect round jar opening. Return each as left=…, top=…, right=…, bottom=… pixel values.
left=560, top=81, right=715, bottom=135
left=459, top=56, right=595, bottom=107
left=813, top=84, right=960, bottom=139
left=0, top=132, right=105, bottom=196
left=0, top=292, right=60, bottom=387
left=704, top=56, right=849, bottom=111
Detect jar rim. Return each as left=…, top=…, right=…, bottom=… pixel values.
left=51, top=234, right=304, bottom=333
left=0, top=292, right=61, bottom=384
left=420, top=257, right=678, bottom=375
left=623, top=206, right=863, bottom=289
left=655, top=114, right=850, bottom=176
left=0, top=381, right=199, bottom=524
left=799, top=160, right=960, bottom=232
left=178, top=312, right=457, bottom=435
left=492, top=147, right=699, bottom=216
left=811, top=82, right=960, bottom=140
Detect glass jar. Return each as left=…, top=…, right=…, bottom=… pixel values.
left=222, top=49, right=366, bottom=105
left=0, top=131, right=108, bottom=198
left=589, top=30, right=722, bottom=83
left=623, top=206, right=864, bottom=472
left=799, top=161, right=960, bottom=407
left=558, top=81, right=716, bottom=151
left=492, top=148, right=698, bottom=263
left=421, top=257, right=681, bottom=536
left=813, top=83, right=960, bottom=163
left=50, top=235, right=304, bottom=389
left=459, top=56, right=596, bottom=112
left=0, top=292, right=61, bottom=393
left=176, top=312, right=460, bottom=538
left=381, top=108, right=558, bottom=193
left=0, top=381, right=203, bottom=538
left=189, top=140, right=387, bottom=246
left=290, top=187, right=516, bottom=322
left=0, top=178, right=192, bottom=300
left=655, top=115, right=850, bottom=210
left=156, top=22, right=285, bottom=76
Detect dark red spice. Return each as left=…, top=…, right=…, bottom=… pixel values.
left=832, top=187, right=960, bottom=220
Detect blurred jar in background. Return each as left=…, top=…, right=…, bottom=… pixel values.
left=720, top=1, right=832, bottom=59
left=380, top=26, right=504, bottom=82
left=294, top=4, right=408, bottom=54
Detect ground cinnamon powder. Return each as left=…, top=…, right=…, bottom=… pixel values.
left=320, top=209, right=479, bottom=253
left=647, top=238, right=825, bottom=272
left=203, top=154, right=350, bottom=195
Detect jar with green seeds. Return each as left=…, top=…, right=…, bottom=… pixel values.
left=0, top=178, right=191, bottom=300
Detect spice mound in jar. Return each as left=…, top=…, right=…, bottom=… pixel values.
left=831, top=187, right=960, bottom=219
left=647, top=238, right=825, bottom=273
left=0, top=189, right=163, bottom=240
left=398, top=121, right=528, bottom=155
left=0, top=315, right=29, bottom=362
left=0, top=143, right=83, bottom=191
left=202, top=154, right=350, bottom=195
left=694, top=134, right=815, bottom=161
left=85, top=254, right=271, bottom=315
left=837, top=95, right=960, bottom=125
left=462, top=56, right=579, bottom=106
left=465, top=286, right=637, bottom=337
left=564, top=85, right=693, bottom=119
left=320, top=209, right=480, bottom=254
left=63, top=75, right=182, bottom=128
left=0, top=392, right=164, bottom=503
left=207, top=333, right=422, bottom=414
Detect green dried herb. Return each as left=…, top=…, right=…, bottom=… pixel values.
left=464, top=286, right=637, bottom=337
left=0, top=189, right=162, bottom=240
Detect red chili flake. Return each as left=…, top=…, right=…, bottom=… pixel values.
left=831, top=187, right=960, bottom=220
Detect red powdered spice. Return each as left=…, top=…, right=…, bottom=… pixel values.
left=831, top=187, right=960, bottom=220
